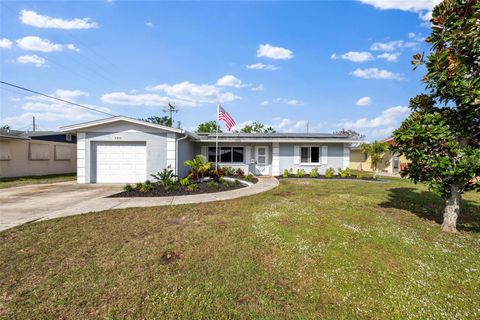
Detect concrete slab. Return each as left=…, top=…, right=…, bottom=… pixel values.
left=0, top=177, right=279, bottom=232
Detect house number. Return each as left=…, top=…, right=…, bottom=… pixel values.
left=114, top=136, right=122, bottom=140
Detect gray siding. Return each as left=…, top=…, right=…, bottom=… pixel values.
left=177, top=138, right=195, bottom=178
left=278, top=143, right=345, bottom=174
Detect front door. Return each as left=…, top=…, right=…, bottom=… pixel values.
left=392, top=153, right=399, bottom=174
left=255, top=146, right=269, bottom=175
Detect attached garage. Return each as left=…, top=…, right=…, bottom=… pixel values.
left=94, top=142, right=146, bottom=183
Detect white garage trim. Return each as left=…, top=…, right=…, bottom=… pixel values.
left=77, top=132, right=86, bottom=183
left=166, top=133, right=176, bottom=174
left=94, top=142, right=146, bottom=183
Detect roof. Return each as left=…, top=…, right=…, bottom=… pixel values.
left=60, top=116, right=364, bottom=143
left=0, top=130, right=30, bottom=141
left=19, top=131, right=68, bottom=138
left=195, top=132, right=363, bottom=143
left=60, top=116, right=192, bottom=136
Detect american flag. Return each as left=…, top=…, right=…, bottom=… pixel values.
left=217, top=105, right=236, bottom=131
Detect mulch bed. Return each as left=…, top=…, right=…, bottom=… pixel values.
left=276, top=175, right=379, bottom=181
left=108, top=178, right=257, bottom=198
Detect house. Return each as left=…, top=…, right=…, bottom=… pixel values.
left=60, top=116, right=361, bottom=184
left=0, top=129, right=76, bottom=178
left=349, top=137, right=409, bottom=174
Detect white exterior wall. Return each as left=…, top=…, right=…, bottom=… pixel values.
left=77, top=132, right=86, bottom=183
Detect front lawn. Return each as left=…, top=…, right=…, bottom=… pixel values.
left=1, top=178, right=479, bottom=319
left=0, top=173, right=76, bottom=189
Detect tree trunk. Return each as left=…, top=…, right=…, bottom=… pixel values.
left=441, top=185, right=460, bottom=233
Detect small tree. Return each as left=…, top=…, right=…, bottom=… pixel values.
left=184, top=155, right=212, bottom=182
left=392, top=0, right=480, bottom=233
left=196, top=121, right=221, bottom=133
left=360, top=141, right=388, bottom=179
left=142, top=116, right=172, bottom=127
left=240, top=121, right=276, bottom=133
left=333, top=128, right=365, bottom=140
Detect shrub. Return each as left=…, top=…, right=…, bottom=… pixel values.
left=135, top=182, right=143, bottom=190
left=151, top=165, right=176, bottom=187
left=310, top=167, right=319, bottom=178
left=235, top=168, right=245, bottom=178
left=186, top=183, right=199, bottom=192
left=123, top=184, right=134, bottom=192
left=223, top=166, right=235, bottom=177
left=165, top=184, right=177, bottom=193
left=184, top=155, right=212, bottom=182
left=216, top=167, right=226, bottom=177
left=140, top=181, right=153, bottom=193
left=218, top=177, right=226, bottom=184
left=283, top=169, right=290, bottom=178
left=338, top=167, right=352, bottom=178
left=245, top=174, right=254, bottom=182
left=207, top=181, right=218, bottom=189
left=295, top=169, right=306, bottom=178
left=179, top=177, right=190, bottom=187
left=225, top=180, right=237, bottom=187
left=325, top=168, right=335, bottom=178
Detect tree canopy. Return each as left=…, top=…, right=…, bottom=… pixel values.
left=333, top=128, right=365, bottom=140
left=391, top=0, right=480, bottom=233
left=142, top=116, right=172, bottom=127
left=360, top=141, right=388, bottom=179
left=196, top=121, right=221, bottom=133
left=240, top=121, right=276, bottom=133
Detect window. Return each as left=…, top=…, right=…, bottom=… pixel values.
left=300, top=146, right=321, bottom=163
left=66, top=134, right=72, bottom=142
left=208, top=147, right=244, bottom=163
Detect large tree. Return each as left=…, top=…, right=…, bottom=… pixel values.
left=196, top=121, right=222, bottom=133
left=333, top=128, right=365, bottom=140
left=391, top=0, right=480, bottom=233
left=240, top=121, right=276, bottom=133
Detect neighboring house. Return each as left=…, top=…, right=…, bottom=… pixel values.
left=0, top=130, right=76, bottom=178
left=349, top=137, right=410, bottom=174
left=61, top=116, right=361, bottom=184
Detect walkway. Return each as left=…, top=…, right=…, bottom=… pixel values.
left=0, top=177, right=279, bottom=232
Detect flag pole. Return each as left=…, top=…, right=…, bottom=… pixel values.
left=215, top=104, right=219, bottom=170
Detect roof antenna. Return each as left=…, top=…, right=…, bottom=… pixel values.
left=163, top=102, right=179, bottom=125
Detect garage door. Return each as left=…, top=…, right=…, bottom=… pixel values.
left=95, top=142, right=147, bottom=183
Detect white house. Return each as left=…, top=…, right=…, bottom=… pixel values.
left=61, top=116, right=361, bottom=183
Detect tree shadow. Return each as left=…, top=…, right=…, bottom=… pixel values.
left=379, top=187, right=480, bottom=233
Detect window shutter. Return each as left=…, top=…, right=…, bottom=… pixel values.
left=201, top=146, right=207, bottom=158
left=294, top=146, right=300, bottom=164
left=245, top=146, right=251, bottom=164
left=321, top=146, right=328, bottom=164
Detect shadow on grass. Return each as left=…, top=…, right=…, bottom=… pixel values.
left=379, top=187, right=480, bottom=233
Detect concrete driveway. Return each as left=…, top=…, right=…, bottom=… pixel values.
left=0, top=182, right=122, bottom=232
left=0, top=177, right=279, bottom=232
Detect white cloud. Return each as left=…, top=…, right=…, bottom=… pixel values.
left=4, top=89, right=109, bottom=129
left=16, top=36, right=79, bottom=52
left=273, top=98, right=303, bottom=106
left=251, top=84, right=265, bottom=92
left=370, top=40, right=417, bottom=51
left=101, top=92, right=170, bottom=106
left=408, top=32, right=416, bottom=39
left=216, top=75, right=244, bottom=88
left=17, top=54, right=46, bottom=67
left=340, top=105, right=409, bottom=129
left=377, top=52, right=399, bottom=62
left=356, top=96, right=372, bottom=106
left=356, top=0, right=441, bottom=21
left=270, top=117, right=323, bottom=133
left=260, top=100, right=269, bottom=106
left=146, top=80, right=240, bottom=106
left=351, top=67, right=403, bottom=80
left=336, top=51, right=374, bottom=62
left=145, top=22, right=154, bottom=27
left=246, top=63, right=278, bottom=70
left=19, top=10, right=98, bottom=29
left=0, top=38, right=13, bottom=49
left=256, top=43, right=293, bottom=60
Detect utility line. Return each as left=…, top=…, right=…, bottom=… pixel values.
left=0, top=81, right=116, bottom=117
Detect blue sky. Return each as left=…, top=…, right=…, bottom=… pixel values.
left=0, top=0, right=438, bottom=139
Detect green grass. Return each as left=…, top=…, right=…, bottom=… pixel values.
left=0, top=173, right=76, bottom=189
left=1, top=178, right=479, bottom=319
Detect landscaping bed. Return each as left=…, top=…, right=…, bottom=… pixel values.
left=277, top=174, right=379, bottom=181
left=277, top=167, right=380, bottom=181
left=109, top=178, right=256, bottom=198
